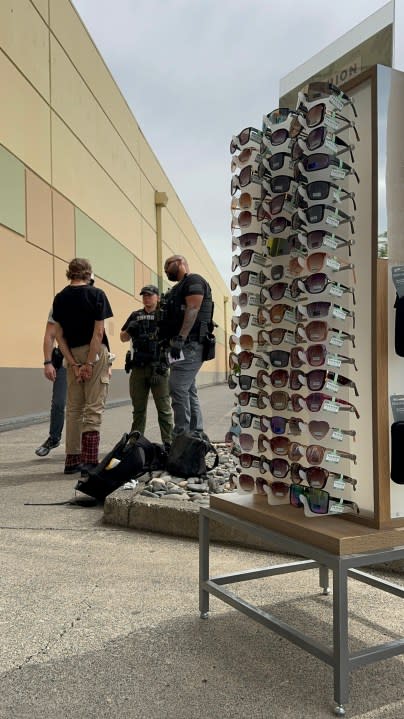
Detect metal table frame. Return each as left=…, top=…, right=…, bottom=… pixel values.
left=199, top=506, right=404, bottom=716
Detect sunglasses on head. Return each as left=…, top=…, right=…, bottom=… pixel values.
left=297, top=180, right=356, bottom=211
left=297, top=153, right=360, bottom=184
left=290, top=484, right=359, bottom=516
left=230, top=127, right=262, bottom=154
left=267, top=436, right=357, bottom=467
left=288, top=368, right=358, bottom=395
left=295, top=320, right=356, bottom=347
left=298, top=82, right=357, bottom=117
left=290, top=272, right=356, bottom=304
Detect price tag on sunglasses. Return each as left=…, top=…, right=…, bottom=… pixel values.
left=325, top=379, right=339, bottom=393
left=332, top=189, right=342, bottom=204
left=324, top=137, right=339, bottom=153
left=329, top=333, right=344, bottom=347
left=331, top=428, right=344, bottom=442
left=329, top=94, right=345, bottom=111
left=329, top=284, right=344, bottom=298
left=326, top=213, right=340, bottom=228
left=283, top=331, right=296, bottom=345
left=326, top=257, right=341, bottom=271
left=332, top=305, right=347, bottom=320
left=333, top=476, right=346, bottom=489
left=283, top=199, right=297, bottom=215
left=284, top=309, right=297, bottom=323
left=323, top=114, right=343, bottom=131
left=323, top=399, right=340, bottom=413
left=329, top=501, right=345, bottom=514
left=325, top=450, right=340, bottom=463
left=327, top=354, right=342, bottom=368
left=330, top=167, right=347, bottom=180
left=323, top=234, right=339, bottom=249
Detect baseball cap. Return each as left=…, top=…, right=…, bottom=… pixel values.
left=140, top=284, right=159, bottom=295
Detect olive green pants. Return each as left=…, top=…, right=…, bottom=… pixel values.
left=129, top=365, right=173, bottom=444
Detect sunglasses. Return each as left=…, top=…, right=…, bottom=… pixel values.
left=296, top=301, right=355, bottom=327
left=231, top=166, right=262, bottom=195
left=231, top=210, right=263, bottom=232
left=296, top=204, right=355, bottom=234
left=230, top=190, right=260, bottom=211
left=231, top=250, right=271, bottom=272
left=297, top=153, right=360, bottom=184
left=297, top=180, right=356, bottom=211
left=260, top=116, right=304, bottom=149
left=260, top=174, right=298, bottom=198
left=295, top=229, right=354, bottom=257
left=290, top=391, right=360, bottom=418
left=231, top=313, right=263, bottom=332
left=292, top=128, right=355, bottom=164
left=230, top=329, right=285, bottom=351
left=288, top=368, right=358, bottom=395
left=229, top=351, right=269, bottom=371
left=299, top=103, right=360, bottom=138
left=225, top=432, right=255, bottom=451
left=236, top=390, right=271, bottom=409
left=259, top=417, right=356, bottom=441
left=232, top=473, right=272, bottom=495
left=265, top=303, right=297, bottom=324
left=267, top=436, right=357, bottom=466
left=230, top=127, right=262, bottom=154
left=230, top=269, right=270, bottom=291
left=261, top=216, right=294, bottom=236
left=231, top=147, right=261, bottom=171
left=290, top=273, right=356, bottom=305
left=288, top=251, right=356, bottom=283
left=291, top=344, right=358, bottom=371
left=262, top=108, right=299, bottom=128
left=228, top=371, right=273, bottom=391
left=295, top=321, right=356, bottom=347
left=258, top=152, right=292, bottom=175
left=232, top=411, right=269, bottom=430
left=231, top=232, right=264, bottom=251
left=298, top=82, right=357, bottom=117
left=290, top=484, right=359, bottom=516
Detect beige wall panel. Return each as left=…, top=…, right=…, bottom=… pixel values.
left=0, top=52, right=51, bottom=182
left=141, top=219, right=157, bottom=271
left=26, top=169, right=52, bottom=252
left=138, top=133, right=170, bottom=192
left=52, top=189, right=75, bottom=261
left=0, top=145, right=26, bottom=235
left=140, top=173, right=157, bottom=230
left=134, top=258, right=146, bottom=299
left=51, top=114, right=141, bottom=253
left=50, top=38, right=141, bottom=207
left=50, top=0, right=141, bottom=161
left=0, top=225, right=53, bottom=366
left=54, top=256, right=69, bottom=297
left=0, top=0, right=50, bottom=100
left=31, top=0, right=49, bottom=22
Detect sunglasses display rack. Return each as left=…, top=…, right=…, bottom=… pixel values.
left=229, top=82, right=360, bottom=518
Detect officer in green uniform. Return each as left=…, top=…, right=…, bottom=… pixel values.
left=120, top=285, right=173, bottom=448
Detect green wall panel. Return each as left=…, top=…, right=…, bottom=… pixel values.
left=0, top=145, right=25, bottom=236
left=75, top=209, right=134, bottom=294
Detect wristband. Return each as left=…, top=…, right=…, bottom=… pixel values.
left=44, top=360, right=53, bottom=365
left=86, top=361, right=95, bottom=367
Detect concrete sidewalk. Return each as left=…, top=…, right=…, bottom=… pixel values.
left=0, top=385, right=403, bottom=718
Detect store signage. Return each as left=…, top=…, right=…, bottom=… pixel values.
left=327, top=56, right=362, bottom=87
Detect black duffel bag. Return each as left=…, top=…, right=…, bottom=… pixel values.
left=166, top=431, right=219, bottom=478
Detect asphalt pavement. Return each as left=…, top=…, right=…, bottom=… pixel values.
left=0, top=383, right=403, bottom=719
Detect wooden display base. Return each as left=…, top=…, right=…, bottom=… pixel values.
left=210, top=493, right=404, bottom=556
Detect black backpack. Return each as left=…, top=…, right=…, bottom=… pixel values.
left=166, top=431, right=219, bottom=478
left=75, top=431, right=167, bottom=501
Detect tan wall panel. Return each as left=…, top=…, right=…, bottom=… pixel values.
left=0, top=225, right=53, bottom=366
left=140, top=173, right=157, bottom=230
left=52, top=189, right=75, bottom=261
left=0, top=51, right=51, bottom=181
left=0, top=0, right=50, bottom=100
left=26, top=169, right=52, bottom=252
left=141, top=219, right=158, bottom=271
left=51, top=114, right=141, bottom=253
left=50, top=37, right=141, bottom=208
left=134, top=258, right=146, bottom=299
left=31, top=0, right=49, bottom=22
left=0, top=145, right=26, bottom=235
left=50, top=0, right=141, bottom=161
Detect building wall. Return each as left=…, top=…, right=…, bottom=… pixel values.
left=0, top=0, right=230, bottom=423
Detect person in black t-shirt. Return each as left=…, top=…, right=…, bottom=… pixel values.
left=52, top=258, right=113, bottom=476
left=163, top=255, right=213, bottom=436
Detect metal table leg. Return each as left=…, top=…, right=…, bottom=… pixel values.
left=199, top=511, right=210, bottom=618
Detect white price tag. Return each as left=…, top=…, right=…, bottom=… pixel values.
left=324, top=137, right=338, bottom=152
left=333, top=478, right=346, bottom=490
left=327, top=354, right=342, bottom=368
left=250, top=274, right=261, bottom=286
left=284, top=310, right=297, bottom=323
left=323, top=235, right=339, bottom=249
left=325, top=451, right=340, bottom=463
left=248, top=295, right=260, bottom=306
left=325, top=380, right=339, bottom=393
left=283, top=287, right=293, bottom=300
left=323, top=400, right=340, bottom=414
left=329, top=284, right=344, bottom=297
left=329, top=94, right=345, bottom=110
left=329, top=502, right=345, bottom=514
left=252, top=419, right=261, bottom=430
left=331, top=429, right=344, bottom=442
left=250, top=317, right=261, bottom=327
left=329, top=334, right=344, bottom=348
left=324, top=115, right=342, bottom=131
left=284, top=331, right=296, bottom=345
left=332, top=189, right=342, bottom=203
left=330, top=167, right=347, bottom=180
left=326, top=257, right=341, bottom=271
left=283, top=200, right=296, bottom=214
left=249, top=398, right=258, bottom=408
left=332, top=306, right=347, bottom=320
left=326, top=214, right=340, bottom=227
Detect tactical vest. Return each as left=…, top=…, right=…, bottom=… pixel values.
left=164, top=274, right=213, bottom=341
left=130, top=310, right=159, bottom=367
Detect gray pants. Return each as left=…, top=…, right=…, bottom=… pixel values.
left=169, top=340, right=204, bottom=436
left=49, top=365, right=67, bottom=443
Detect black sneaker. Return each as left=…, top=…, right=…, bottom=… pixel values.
left=35, top=437, right=60, bottom=457
left=64, top=464, right=83, bottom=475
